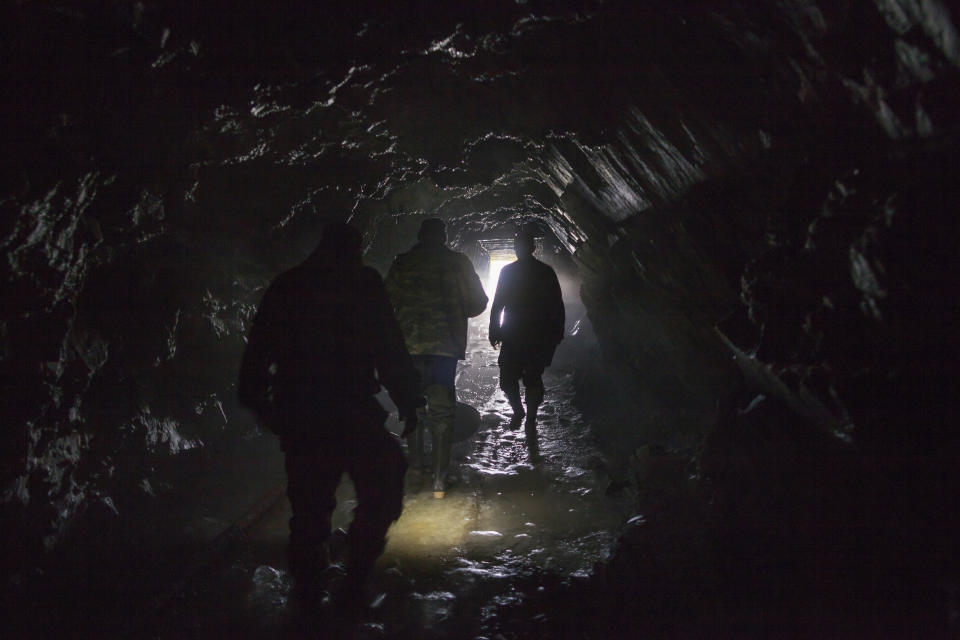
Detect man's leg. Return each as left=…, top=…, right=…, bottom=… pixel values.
left=344, top=423, right=407, bottom=599
left=425, top=356, right=457, bottom=498
left=521, top=365, right=546, bottom=432
left=409, top=412, right=427, bottom=471
left=284, top=441, right=342, bottom=585
left=425, top=382, right=455, bottom=498
left=498, top=344, right=525, bottom=429
left=407, top=357, right=430, bottom=472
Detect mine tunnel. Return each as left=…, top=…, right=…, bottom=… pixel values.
left=2, top=1, right=960, bottom=637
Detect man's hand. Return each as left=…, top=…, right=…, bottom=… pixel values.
left=399, top=395, right=426, bottom=438
left=400, top=409, right=418, bottom=438
left=489, top=338, right=501, bottom=349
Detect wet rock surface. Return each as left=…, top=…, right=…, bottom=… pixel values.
left=154, top=320, right=635, bottom=638
left=2, top=0, right=960, bottom=635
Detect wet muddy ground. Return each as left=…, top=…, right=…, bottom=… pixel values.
left=155, top=319, right=636, bottom=638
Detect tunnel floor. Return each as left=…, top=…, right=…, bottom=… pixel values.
left=154, top=319, right=636, bottom=638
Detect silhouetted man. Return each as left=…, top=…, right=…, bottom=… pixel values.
left=489, top=230, right=565, bottom=431
left=385, top=218, right=488, bottom=498
left=237, top=222, right=421, bottom=604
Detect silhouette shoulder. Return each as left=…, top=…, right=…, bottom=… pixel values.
left=358, top=265, right=386, bottom=287
left=452, top=250, right=473, bottom=266
left=359, top=265, right=382, bottom=280
left=270, top=266, right=302, bottom=293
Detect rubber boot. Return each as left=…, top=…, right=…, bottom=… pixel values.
left=431, top=427, right=453, bottom=499
left=337, top=548, right=374, bottom=614
left=407, top=420, right=427, bottom=474
left=506, top=393, right=525, bottom=430
left=288, top=541, right=331, bottom=599
left=524, top=403, right=539, bottom=434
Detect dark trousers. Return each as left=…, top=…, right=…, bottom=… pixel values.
left=281, top=400, right=406, bottom=582
left=498, top=361, right=545, bottom=409
left=498, top=341, right=550, bottom=409
left=409, top=355, right=457, bottom=488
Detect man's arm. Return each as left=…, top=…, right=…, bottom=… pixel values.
left=365, top=269, right=422, bottom=426
left=488, top=268, right=506, bottom=348
left=383, top=257, right=403, bottom=312
left=459, top=254, right=488, bottom=318
left=237, top=281, right=285, bottom=417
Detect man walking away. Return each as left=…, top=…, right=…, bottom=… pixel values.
left=238, top=222, right=422, bottom=606
left=385, top=218, right=488, bottom=499
left=489, top=229, right=565, bottom=432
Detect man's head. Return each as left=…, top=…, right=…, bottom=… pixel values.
left=309, top=221, right=363, bottom=267
left=418, top=218, right=447, bottom=244
left=514, top=230, right=536, bottom=259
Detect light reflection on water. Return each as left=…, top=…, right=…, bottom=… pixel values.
left=364, top=321, right=632, bottom=635
left=226, top=318, right=631, bottom=638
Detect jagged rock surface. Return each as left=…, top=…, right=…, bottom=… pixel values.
left=2, top=5, right=958, bottom=621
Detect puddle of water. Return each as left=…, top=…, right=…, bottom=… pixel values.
left=383, top=492, right=477, bottom=564
left=368, top=324, right=632, bottom=634
left=166, top=317, right=632, bottom=638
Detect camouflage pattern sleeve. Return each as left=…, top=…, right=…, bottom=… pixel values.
left=458, top=253, right=488, bottom=318
left=384, top=257, right=403, bottom=311
left=362, top=267, right=420, bottom=412
left=383, top=246, right=484, bottom=359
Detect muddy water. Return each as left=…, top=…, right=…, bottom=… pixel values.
left=160, top=318, right=632, bottom=638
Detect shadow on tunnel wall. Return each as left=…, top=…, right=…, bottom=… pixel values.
left=565, top=141, right=960, bottom=636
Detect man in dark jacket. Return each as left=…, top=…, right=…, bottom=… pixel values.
left=489, top=230, right=565, bottom=431
left=238, top=222, right=421, bottom=602
left=385, top=218, right=488, bottom=498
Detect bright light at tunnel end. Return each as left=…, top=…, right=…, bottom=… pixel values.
left=487, top=257, right=513, bottom=296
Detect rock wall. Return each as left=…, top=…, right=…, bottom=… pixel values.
left=2, top=1, right=959, bottom=597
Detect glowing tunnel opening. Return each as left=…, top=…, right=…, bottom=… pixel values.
left=486, top=252, right=514, bottom=296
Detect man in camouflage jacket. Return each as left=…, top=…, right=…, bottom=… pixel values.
left=385, top=218, right=488, bottom=498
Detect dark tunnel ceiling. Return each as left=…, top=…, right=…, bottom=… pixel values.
left=10, top=0, right=954, bottom=262
left=2, top=0, right=960, bottom=566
